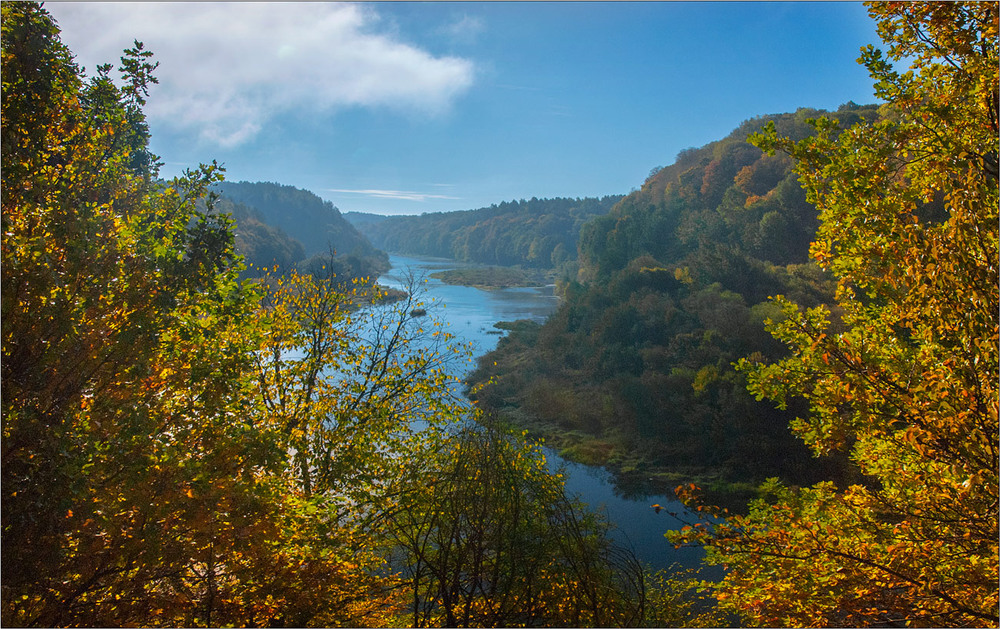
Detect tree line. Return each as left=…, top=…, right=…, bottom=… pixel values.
left=213, top=180, right=390, bottom=281
left=3, top=1, right=995, bottom=626
left=469, top=105, right=878, bottom=494
left=346, top=195, right=623, bottom=274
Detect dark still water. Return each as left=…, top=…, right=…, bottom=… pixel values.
left=378, top=254, right=708, bottom=573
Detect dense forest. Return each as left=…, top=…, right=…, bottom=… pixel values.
left=3, top=2, right=996, bottom=627
left=468, top=105, right=880, bottom=493
left=346, top=195, right=622, bottom=275
left=214, top=180, right=390, bottom=280
left=204, top=196, right=305, bottom=273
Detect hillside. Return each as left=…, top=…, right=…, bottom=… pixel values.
left=213, top=181, right=389, bottom=278
left=207, top=197, right=306, bottom=273
left=346, top=196, right=623, bottom=272
left=342, top=211, right=390, bottom=231
left=216, top=181, right=378, bottom=258
left=468, top=104, right=881, bottom=494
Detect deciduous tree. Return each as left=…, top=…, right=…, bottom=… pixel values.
left=1, top=5, right=464, bottom=625
left=387, top=415, right=647, bottom=628
left=672, top=3, right=999, bottom=626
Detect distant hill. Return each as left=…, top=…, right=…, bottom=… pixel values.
left=213, top=181, right=389, bottom=279
left=576, top=103, right=882, bottom=283
left=215, top=181, right=385, bottom=260
left=209, top=197, right=306, bottom=273
left=342, top=211, right=390, bottom=231
left=345, top=196, right=623, bottom=271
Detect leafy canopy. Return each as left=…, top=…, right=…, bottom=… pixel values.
left=671, top=3, right=999, bottom=626
left=0, top=4, right=462, bottom=625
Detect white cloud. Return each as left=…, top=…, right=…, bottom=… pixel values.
left=326, top=188, right=460, bottom=202
left=438, top=14, right=485, bottom=46
left=46, top=2, right=476, bottom=147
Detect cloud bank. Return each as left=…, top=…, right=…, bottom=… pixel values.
left=47, top=3, right=476, bottom=147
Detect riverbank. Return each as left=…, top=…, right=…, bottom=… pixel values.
left=481, top=405, right=761, bottom=513
left=379, top=254, right=709, bottom=571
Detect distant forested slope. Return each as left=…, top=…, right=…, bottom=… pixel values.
left=207, top=197, right=306, bottom=273
left=346, top=196, right=623, bottom=270
left=469, top=103, right=881, bottom=492
left=213, top=181, right=389, bottom=278
left=342, top=211, right=390, bottom=231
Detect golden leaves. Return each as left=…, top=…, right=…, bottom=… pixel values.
left=695, top=3, right=1000, bottom=626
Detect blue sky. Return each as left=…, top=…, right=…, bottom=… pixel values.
left=48, top=2, right=880, bottom=215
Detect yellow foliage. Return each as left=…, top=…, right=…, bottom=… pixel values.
left=674, top=3, right=999, bottom=626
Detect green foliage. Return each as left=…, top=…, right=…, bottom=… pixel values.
left=468, top=108, right=876, bottom=491
left=469, top=270, right=845, bottom=491
left=207, top=196, right=306, bottom=274
left=252, top=266, right=472, bottom=503
left=577, top=105, right=879, bottom=284
left=0, top=6, right=456, bottom=626
left=673, top=3, right=999, bottom=626
left=349, top=196, right=623, bottom=272
left=295, top=250, right=389, bottom=286
left=642, top=567, right=730, bottom=628
left=3, top=12, right=671, bottom=625
left=215, top=180, right=389, bottom=278
left=388, top=415, right=647, bottom=628
left=2, top=4, right=279, bottom=623
left=14, top=2, right=993, bottom=626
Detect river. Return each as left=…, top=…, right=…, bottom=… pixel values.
left=378, top=254, right=708, bottom=572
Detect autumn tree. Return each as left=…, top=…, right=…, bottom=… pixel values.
left=386, top=414, right=647, bottom=628
left=2, top=3, right=264, bottom=623
left=1, top=5, right=464, bottom=625
left=672, top=2, right=998, bottom=626
left=4, top=7, right=660, bottom=626
left=249, top=263, right=473, bottom=554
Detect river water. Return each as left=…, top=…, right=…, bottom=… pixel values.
left=378, top=254, right=706, bottom=572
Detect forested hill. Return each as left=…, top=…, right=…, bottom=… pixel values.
left=577, top=102, right=880, bottom=282
left=213, top=180, right=389, bottom=278
left=345, top=195, right=623, bottom=270
left=215, top=180, right=374, bottom=258
left=207, top=197, right=305, bottom=273
left=342, top=210, right=390, bottom=231
left=469, top=103, right=881, bottom=492
left=8, top=0, right=995, bottom=624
